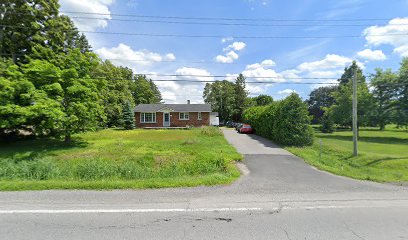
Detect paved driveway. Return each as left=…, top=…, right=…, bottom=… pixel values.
left=221, top=128, right=403, bottom=194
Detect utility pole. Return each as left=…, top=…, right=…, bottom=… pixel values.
left=352, top=67, right=358, bottom=156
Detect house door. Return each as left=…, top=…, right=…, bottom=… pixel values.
left=163, top=113, right=170, bottom=127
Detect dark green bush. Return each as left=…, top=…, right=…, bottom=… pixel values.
left=321, top=110, right=335, bottom=133
left=243, top=93, right=314, bottom=146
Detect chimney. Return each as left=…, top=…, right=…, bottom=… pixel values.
left=187, top=100, right=190, bottom=104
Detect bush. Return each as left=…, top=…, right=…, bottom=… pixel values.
left=200, top=126, right=222, bottom=137
left=321, top=109, right=335, bottom=133
left=243, top=93, right=314, bottom=146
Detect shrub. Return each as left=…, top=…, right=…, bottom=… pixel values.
left=321, top=109, right=335, bottom=133
left=243, top=93, right=314, bottom=146
left=122, top=101, right=135, bottom=130
left=200, top=126, right=222, bottom=137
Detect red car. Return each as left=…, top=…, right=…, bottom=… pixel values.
left=239, top=124, right=254, bottom=134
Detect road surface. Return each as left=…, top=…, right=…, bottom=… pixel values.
left=0, top=129, right=407, bottom=239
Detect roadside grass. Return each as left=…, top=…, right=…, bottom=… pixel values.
left=0, top=127, right=242, bottom=191
left=285, top=125, right=408, bottom=183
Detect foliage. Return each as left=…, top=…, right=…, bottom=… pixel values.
left=132, top=75, right=162, bottom=104
left=122, top=101, right=135, bottom=130
left=1, top=0, right=90, bottom=64
left=329, top=80, right=375, bottom=128
left=203, top=80, right=236, bottom=122
left=286, top=125, right=408, bottom=183
left=0, top=3, right=163, bottom=142
left=320, top=108, right=335, bottom=133
left=338, top=61, right=365, bottom=86
left=232, top=74, right=248, bottom=121
left=395, top=58, right=408, bottom=127
left=252, top=94, right=273, bottom=106
left=306, top=86, right=337, bottom=123
left=200, top=126, right=222, bottom=137
left=243, top=93, right=314, bottom=146
left=370, top=68, right=398, bottom=130
left=91, top=60, right=134, bottom=127
left=0, top=128, right=242, bottom=190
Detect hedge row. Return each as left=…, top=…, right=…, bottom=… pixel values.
left=243, top=93, right=314, bottom=146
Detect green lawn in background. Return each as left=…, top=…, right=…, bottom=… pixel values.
left=0, top=127, right=242, bottom=191
left=286, top=125, right=408, bottom=183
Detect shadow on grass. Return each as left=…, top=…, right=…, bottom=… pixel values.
left=365, top=157, right=408, bottom=166
left=318, top=134, right=408, bottom=145
left=0, top=137, right=89, bottom=162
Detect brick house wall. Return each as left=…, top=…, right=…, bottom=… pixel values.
left=135, top=112, right=210, bottom=128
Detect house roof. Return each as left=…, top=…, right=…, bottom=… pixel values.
left=134, top=104, right=212, bottom=112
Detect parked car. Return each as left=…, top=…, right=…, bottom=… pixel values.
left=235, top=123, right=243, bottom=132
left=226, top=121, right=234, bottom=128
left=239, top=124, right=254, bottom=134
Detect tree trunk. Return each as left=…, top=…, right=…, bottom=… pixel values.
left=379, top=123, right=385, bottom=131
left=64, top=133, right=71, bottom=144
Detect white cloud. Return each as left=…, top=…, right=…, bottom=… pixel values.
left=278, top=89, right=297, bottom=95
left=297, top=54, right=353, bottom=72
left=224, top=42, right=247, bottom=51
left=216, top=51, right=239, bottom=63
left=154, top=67, right=213, bottom=104
left=363, top=18, right=408, bottom=57
left=59, top=0, right=114, bottom=31
left=215, top=41, right=246, bottom=63
left=357, top=49, right=387, bottom=61
left=95, top=43, right=176, bottom=67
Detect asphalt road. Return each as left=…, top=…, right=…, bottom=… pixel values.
left=0, top=129, right=407, bottom=240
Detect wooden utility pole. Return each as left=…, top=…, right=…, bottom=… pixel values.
left=352, top=67, right=358, bottom=156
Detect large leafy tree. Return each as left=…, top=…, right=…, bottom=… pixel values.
left=203, top=80, right=236, bottom=122
left=396, top=58, right=408, bottom=127
left=370, top=68, right=398, bottom=130
left=306, top=85, right=337, bottom=123
left=22, top=49, right=105, bottom=143
left=329, top=62, right=375, bottom=128
left=338, top=61, right=365, bottom=86
left=252, top=94, right=273, bottom=106
left=92, top=60, right=134, bottom=127
left=132, top=75, right=162, bottom=104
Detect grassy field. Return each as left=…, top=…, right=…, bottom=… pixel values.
left=286, top=125, right=408, bottom=183
left=0, top=127, right=242, bottom=191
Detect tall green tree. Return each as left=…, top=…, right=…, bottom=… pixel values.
left=370, top=68, right=397, bottom=130
left=252, top=94, right=273, bottom=106
left=396, top=58, right=408, bottom=127
left=132, top=75, right=162, bottom=104
left=338, top=61, right=365, bottom=86
left=233, top=74, right=248, bottom=121
left=0, top=0, right=60, bottom=63
left=22, top=49, right=105, bottom=143
left=122, top=101, right=135, bottom=130
left=92, top=60, right=134, bottom=127
left=203, top=80, right=235, bottom=122
left=306, top=85, right=337, bottom=123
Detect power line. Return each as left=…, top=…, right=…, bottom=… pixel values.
left=141, top=73, right=337, bottom=80
left=4, top=13, right=404, bottom=27
left=2, top=73, right=407, bottom=86
left=57, top=11, right=395, bottom=23
left=2, top=25, right=407, bottom=39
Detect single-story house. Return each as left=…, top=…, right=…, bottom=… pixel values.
left=134, top=101, right=218, bottom=128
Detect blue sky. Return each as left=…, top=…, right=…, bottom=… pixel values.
left=60, top=0, right=408, bottom=103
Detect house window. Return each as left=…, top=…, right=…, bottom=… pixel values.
left=141, top=112, right=156, bottom=123
left=179, top=112, right=189, bottom=120
left=197, top=112, right=202, bottom=120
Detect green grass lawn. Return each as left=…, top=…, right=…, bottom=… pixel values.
left=286, top=125, right=408, bottom=183
left=0, top=127, right=242, bottom=191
